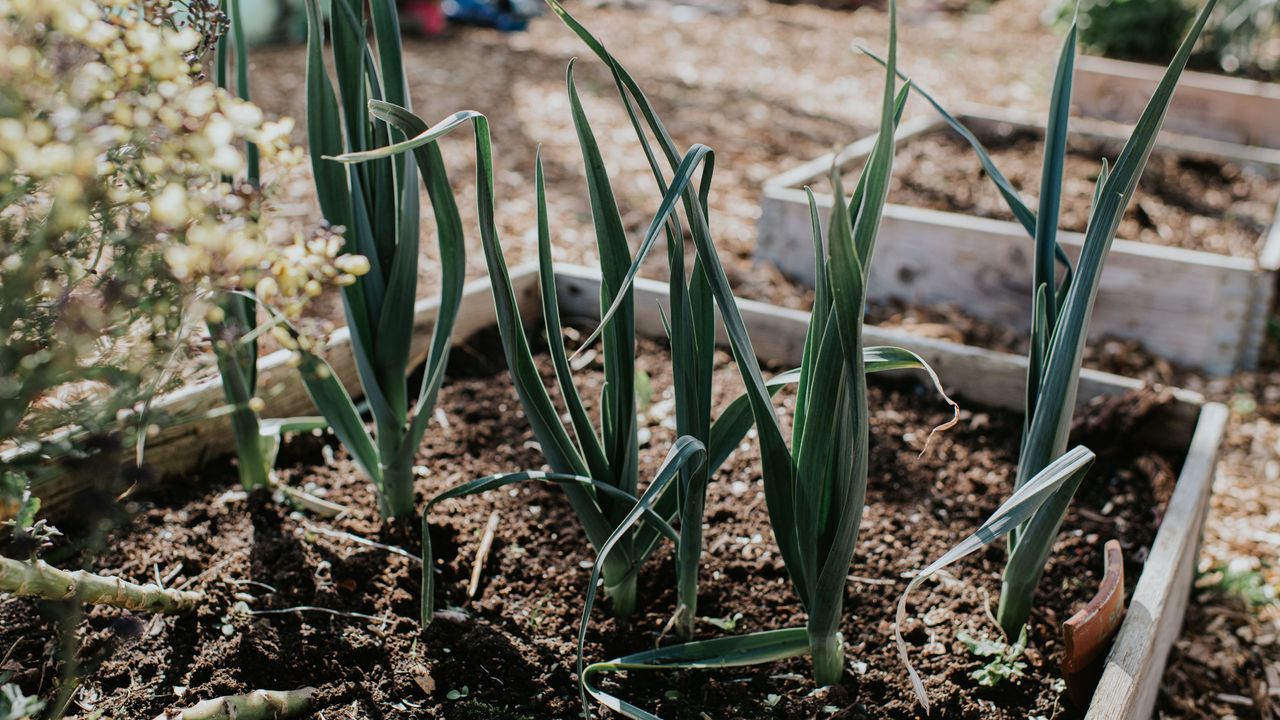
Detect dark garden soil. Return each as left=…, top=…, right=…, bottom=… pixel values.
left=839, top=123, right=1280, bottom=259
left=0, top=325, right=1185, bottom=719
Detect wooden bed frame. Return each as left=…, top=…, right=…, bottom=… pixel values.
left=20, top=264, right=1228, bottom=719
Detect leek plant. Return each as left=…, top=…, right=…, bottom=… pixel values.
left=630, top=0, right=945, bottom=687
left=537, top=0, right=790, bottom=636
left=297, top=0, right=468, bottom=520
left=208, top=294, right=270, bottom=491
left=992, top=0, right=1221, bottom=638
left=528, top=2, right=969, bottom=713
left=334, top=58, right=721, bottom=624
left=210, top=0, right=331, bottom=493
left=425, top=125, right=697, bottom=619
left=332, top=0, right=942, bottom=643
left=210, top=0, right=269, bottom=491
left=887, top=0, right=1220, bottom=710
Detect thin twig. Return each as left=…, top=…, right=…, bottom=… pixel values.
left=245, top=605, right=389, bottom=625
left=227, top=579, right=278, bottom=593
left=847, top=574, right=896, bottom=586
left=655, top=610, right=680, bottom=647
left=161, top=562, right=184, bottom=587
left=0, top=638, right=19, bottom=667
left=275, top=484, right=350, bottom=519
left=980, top=586, right=1006, bottom=641
left=300, top=522, right=422, bottom=565
left=176, top=554, right=234, bottom=591
left=467, top=511, right=501, bottom=601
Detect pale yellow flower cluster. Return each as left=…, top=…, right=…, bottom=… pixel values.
left=0, top=0, right=366, bottom=436
left=0, top=0, right=365, bottom=306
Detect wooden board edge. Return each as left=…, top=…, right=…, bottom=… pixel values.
left=761, top=114, right=938, bottom=191
left=1084, top=401, right=1228, bottom=720
left=117, top=272, right=527, bottom=438
left=956, top=104, right=1280, bottom=167
left=763, top=184, right=1261, bottom=274
left=1240, top=268, right=1278, bottom=370
left=552, top=263, right=1207, bottom=414
left=1075, top=54, right=1280, bottom=101
left=768, top=105, right=1280, bottom=191
left=1258, top=196, right=1280, bottom=271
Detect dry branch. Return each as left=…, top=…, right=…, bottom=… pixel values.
left=467, top=510, right=501, bottom=601
left=153, top=687, right=315, bottom=720
left=0, top=556, right=202, bottom=614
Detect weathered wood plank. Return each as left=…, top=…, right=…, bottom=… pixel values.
left=1086, top=401, right=1228, bottom=720
left=554, top=264, right=1202, bottom=431
left=1074, top=55, right=1280, bottom=149
left=757, top=110, right=1280, bottom=375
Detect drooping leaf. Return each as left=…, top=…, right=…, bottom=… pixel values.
left=574, top=436, right=707, bottom=710
left=582, top=629, right=811, bottom=720
left=895, top=446, right=1096, bottom=713
left=296, top=352, right=380, bottom=487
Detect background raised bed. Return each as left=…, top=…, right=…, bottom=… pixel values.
left=756, top=108, right=1280, bottom=376
left=1073, top=55, right=1280, bottom=149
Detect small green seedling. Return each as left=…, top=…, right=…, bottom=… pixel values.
left=958, top=626, right=1029, bottom=687
left=703, top=612, right=743, bottom=632
left=635, top=369, right=653, bottom=415
left=0, top=675, right=44, bottom=720
left=1201, top=560, right=1279, bottom=608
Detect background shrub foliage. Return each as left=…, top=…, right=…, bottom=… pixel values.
left=1058, top=0, right=1279, bottom=78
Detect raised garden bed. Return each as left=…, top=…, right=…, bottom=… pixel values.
left=6, top=265, right=1226, bottom=719
left=757, top=107, right=1280, bottom=376
left=1073, top=55, right=1280, bottom=149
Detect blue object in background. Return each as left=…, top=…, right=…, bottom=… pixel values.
left=442, top=0, right=541, bottom=31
